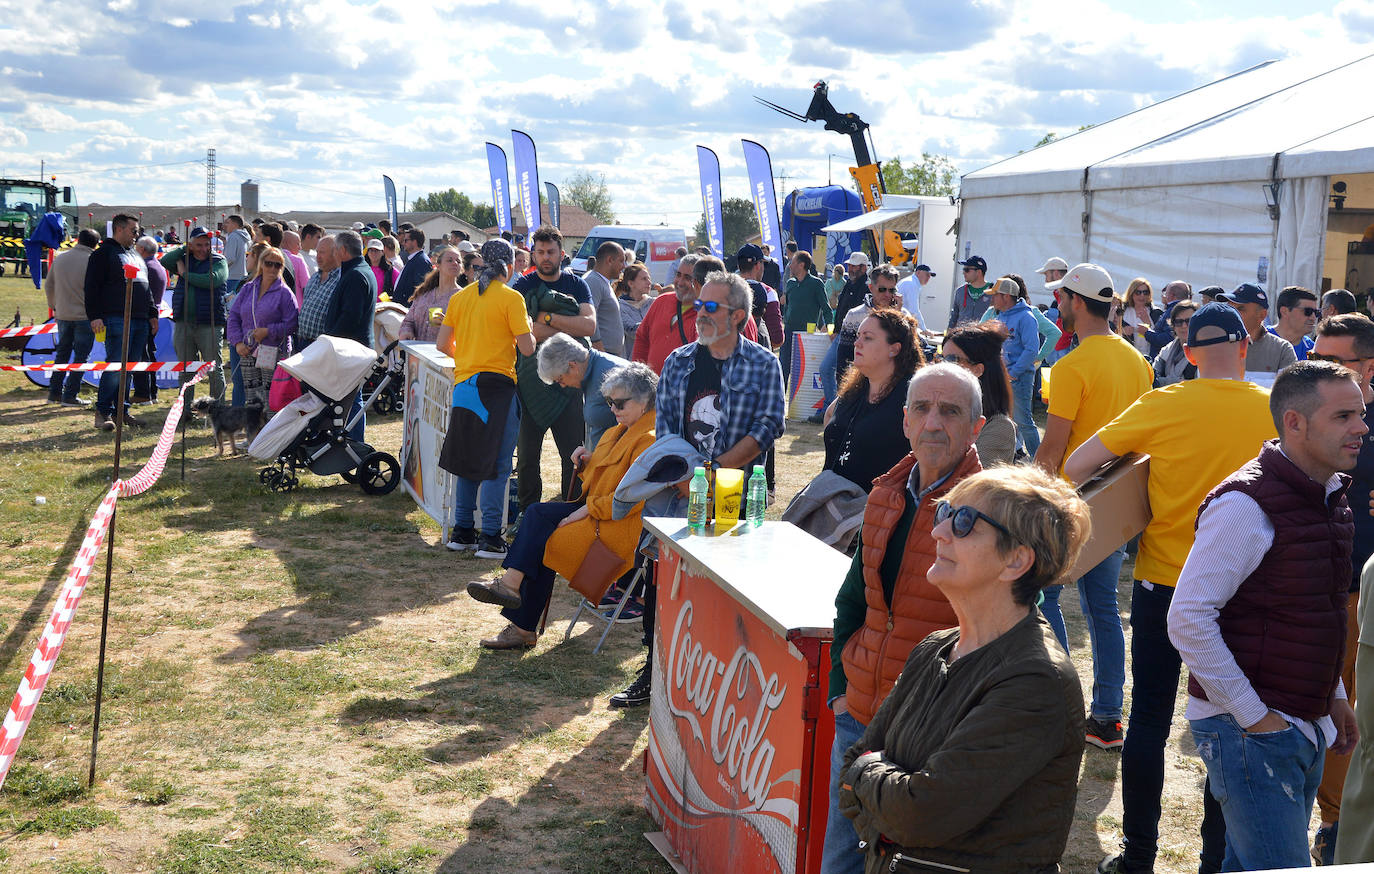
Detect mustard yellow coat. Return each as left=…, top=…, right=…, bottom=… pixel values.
left=544, top=412, right=657, bottom=582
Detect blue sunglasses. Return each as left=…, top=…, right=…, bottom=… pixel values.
left=693, top=299, right=738, bottom=314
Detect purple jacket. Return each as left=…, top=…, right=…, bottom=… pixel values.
left=227, top=276, right=299, bottom=352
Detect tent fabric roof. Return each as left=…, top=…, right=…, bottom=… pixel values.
left=820, top=194, right=945, bottom=233
left=962, top=51, right=1374, bottom=198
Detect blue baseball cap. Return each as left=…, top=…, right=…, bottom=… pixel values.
left=1187, top=302, right=1247, bottom=347
left=1218, top=282, right=1269, bottom=309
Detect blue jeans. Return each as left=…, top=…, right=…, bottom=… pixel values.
left=96, top=316, right=149, bottom=417
left=1120, top=581, right=1228, bottom=870
left=1039, top=547, right=1125, bottom=720
left=819, top=336, right=839, bottom=410
left=454, top=399, right=520, bottom=536
left=1010, top=369, right=1040, bottom=453
left=226, top=279, right=245, bottom=406
left=49, top=319, right=95, bottom=401
left=820, top=709, right=868, bottom=874
left=1190, top=714, right=1325, bottom=872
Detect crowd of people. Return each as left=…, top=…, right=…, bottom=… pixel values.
left=40, top=212, right=1374, bottom=871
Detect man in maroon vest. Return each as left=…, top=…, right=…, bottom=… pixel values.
left=1169, top=360, right=1362, bottom=871
left=820, top=362, right=985, bottom=874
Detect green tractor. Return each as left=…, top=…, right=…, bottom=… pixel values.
left=0, top=178, right=79, bottom=277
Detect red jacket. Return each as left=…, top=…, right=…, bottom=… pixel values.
left=631, top=293, right=759, bottom=374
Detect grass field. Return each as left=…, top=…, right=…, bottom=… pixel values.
left=0, top=273, right=1223, bottom=872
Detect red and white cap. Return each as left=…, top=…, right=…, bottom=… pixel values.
left=1046, top=263, right=1114, bottom=302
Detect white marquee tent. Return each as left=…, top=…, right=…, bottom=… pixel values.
left=958, top=51, right=1374, bottom=305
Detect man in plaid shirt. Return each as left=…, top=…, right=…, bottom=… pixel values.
left=656, top=270, right=785, bottom=485
left=297, top=235, right=339, bottom=347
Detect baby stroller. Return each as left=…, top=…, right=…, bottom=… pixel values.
left=362, top=303, right=407, bottom=415
left=248, top=335, right=401, bottom=495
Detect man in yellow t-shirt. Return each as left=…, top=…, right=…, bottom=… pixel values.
left=1034, top=262, right=1152, bottom=753
left=434, top=239, right=535, bottom=560
left=1066, top=302, right=1274, bottom=874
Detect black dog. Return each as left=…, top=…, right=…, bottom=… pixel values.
left=190, top=398, right=266, bottom=456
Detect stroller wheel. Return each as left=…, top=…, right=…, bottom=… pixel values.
left=374, top=389, right=396, bottom=415
left=356, top=451, right=400, bottom=496
left=339, top=468, right=358, bottom=483
left=259, top=467, right=274, bottom=483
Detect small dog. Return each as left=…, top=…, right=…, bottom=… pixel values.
left=190, top=398, right=266, bottom=456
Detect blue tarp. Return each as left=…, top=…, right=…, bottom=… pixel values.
left=781, top=186, right=863, bottom=270
left=24, top=212, right=66, bottom=289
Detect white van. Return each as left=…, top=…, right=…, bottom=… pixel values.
left=570, top=225, right=687, bottom=286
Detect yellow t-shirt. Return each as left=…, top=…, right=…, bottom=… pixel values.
left=441, top=279, right=532, bottom=384
left=1097, top=379, right=1276, bottom=587
left=1047, top=333, right=1153, bottom=474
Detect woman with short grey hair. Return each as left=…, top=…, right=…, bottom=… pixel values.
left=537, top=331, right=632, bottom=451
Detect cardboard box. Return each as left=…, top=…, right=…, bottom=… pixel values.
left=1067, top=452, right=1152, bottom=581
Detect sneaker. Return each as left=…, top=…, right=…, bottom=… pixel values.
left=445, top=526, right=478, bottom=551
left=46, top=395, right=62, bottom=404
left=1098, top=852, right=1152, bottom=874
left=94, top=412, right=114, bottom=432
left=610, top=662, right=651, bottom=708
left=474, top=533, right=508, bottom=560
left=1312, top=822, right=1338, bottom=866
left=1086, top=716, right=1124, bottom=750
left=121, top=412, right=144, bottom=427
left=805, top=411, right=825, bottom=425
left=61, top=397, right=91, bottom=407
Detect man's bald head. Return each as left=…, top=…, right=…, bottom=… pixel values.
left=282, top=230, right=301, bottom=254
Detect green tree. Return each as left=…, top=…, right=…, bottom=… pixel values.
left=880, top=153, right=959, bottom=197
left=471, top=203, right=496, bottom=229
left=563, top=172, right=615, bottom=223
left=410, top=187, right=498, bottom=229
left=693, top=197, right=760, bottom=254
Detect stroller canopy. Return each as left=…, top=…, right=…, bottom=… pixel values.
left=281, top=335, right=381, bottom=402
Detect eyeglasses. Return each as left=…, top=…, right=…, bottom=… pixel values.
left=1309, top=352, right=1373, bottom=367
left=606, top=396, right=634, bottom=411
left=1171, top=317, right=1192, bottom=327
left=262, top=261, right=284, bottom=269
left=1300, top=307, right=1320, bottom=317
left=693, top=299, right=736, bottom=314
left=934, top=500, right=1014, bottom=540
left=940, top=351, right=969, bottom=366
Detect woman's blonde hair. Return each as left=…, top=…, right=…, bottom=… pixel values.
left=247, top=241, right=271, bottom=279
left=943, top=464, right=1091, bottom=605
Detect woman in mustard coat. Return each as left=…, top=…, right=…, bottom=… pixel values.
left=467, top=363, right=659, bottom=649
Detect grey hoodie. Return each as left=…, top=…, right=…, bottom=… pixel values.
left=224, top=227, right=252, bottom=281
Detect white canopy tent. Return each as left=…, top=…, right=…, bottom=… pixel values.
left=958, top=51, right=1374, bottom=306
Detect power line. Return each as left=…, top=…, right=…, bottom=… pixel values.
left=215, top=164, right=379, bottom=202
left=42, top=159, right=205, bottom=178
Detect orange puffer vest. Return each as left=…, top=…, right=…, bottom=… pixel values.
left=842, top=446, right=983, bottom=726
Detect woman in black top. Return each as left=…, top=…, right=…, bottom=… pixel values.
left=822, top=308, right=923, bottom=491
left=942, top=321, right=1017, bottom=465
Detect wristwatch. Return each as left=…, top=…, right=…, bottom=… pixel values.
left=543, top=313, right=553, bottom=326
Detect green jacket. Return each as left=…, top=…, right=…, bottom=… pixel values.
left=783, top=274, right=833, bottom=333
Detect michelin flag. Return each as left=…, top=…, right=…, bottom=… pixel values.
left=382, top=175, right=399, bottom=232
left=486, top=143, right=512, bottom=235
left=696, top=146, right=724, bottom=258
left=546, top=182, right=561, bottom=230
left=511, top=130, right=542, bottom=232
left=741, top=139, right=783, bottom=272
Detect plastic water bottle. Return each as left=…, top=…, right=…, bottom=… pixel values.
left=747, top=465, right=767, bottom=528
left=688, top=467, right=709, bottom=534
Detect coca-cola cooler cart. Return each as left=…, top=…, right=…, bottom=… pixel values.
left=642, top=517, right=850, bottom=874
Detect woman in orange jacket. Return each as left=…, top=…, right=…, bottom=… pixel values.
left=467, top=362, right=659, bottom=649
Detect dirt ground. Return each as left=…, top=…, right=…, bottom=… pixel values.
left=0, top=274, right=1224, bottom=873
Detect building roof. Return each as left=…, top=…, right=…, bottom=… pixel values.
left=488, top=200, right=601, bottom=239
left=78, top=205, right=486, bottom=238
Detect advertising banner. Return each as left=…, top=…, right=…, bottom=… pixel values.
left=546, top=182, right=561, bottom=229
left=511, top=130, right=542, bottom=232
left=486, top=143, right=512, bottom=235
left=741, top=139, right=783, bottom=273
left=399, top=341, right=455, bottom=532
left=646, top=547, right=806, bottom=874
left=382, top=175, right=399, bottom=232
left=696, top=146, right=725, bottom=258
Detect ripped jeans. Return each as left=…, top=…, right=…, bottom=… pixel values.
left=1189, top=713, right=1325, bottom=872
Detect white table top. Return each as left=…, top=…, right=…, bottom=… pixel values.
left=399, top=339, right=452, bottom=367
left=644, top=517, right=851, bottom=639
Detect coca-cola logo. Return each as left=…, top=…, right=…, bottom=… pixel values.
left=667, top=601, right=787, bottom=811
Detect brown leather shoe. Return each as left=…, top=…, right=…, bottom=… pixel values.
left=467, top=578, right=522, bottom=609
left=480, top=623, right=537, bottom=650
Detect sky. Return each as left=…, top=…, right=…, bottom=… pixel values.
left=2, top=0, right=1374, bottom=231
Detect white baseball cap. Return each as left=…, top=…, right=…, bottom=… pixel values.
left=365, top=238, right=384, bottom=251
left=351, top=221, right=365, bottom=231
left=1036, top=256, right=1069, bottom=274
left=1046, top=262, right=1114, bottom=302
left=845, top=251, right=870, bottom=267
left=457, top=240, right=477, bottom=253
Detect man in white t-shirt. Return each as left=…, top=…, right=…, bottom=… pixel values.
left=895, top=263, right=933, bottom=333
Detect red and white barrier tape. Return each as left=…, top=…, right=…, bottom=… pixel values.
left=0, top=323, right=56, bottom=339
left=0, top=363, right=213, bottom=789
left=0, top=361, right=210, bottom=373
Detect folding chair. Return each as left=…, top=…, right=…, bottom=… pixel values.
left=563, top=530, right=656, bottom=653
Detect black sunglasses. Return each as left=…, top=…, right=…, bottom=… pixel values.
left=1300, top=306, right=1320, bottom=317
left=1309, top=352, right=1372, bottom=366
left=262, top=261, right=284, bottom=269
left=606, top=396, right=634, bottom=410
left=935, top=500, right=1014, bottom=540
left=1171, top=317, right=1192, bottom=326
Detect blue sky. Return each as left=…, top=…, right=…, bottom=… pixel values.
left=2, top=0, right=1373, bottom=229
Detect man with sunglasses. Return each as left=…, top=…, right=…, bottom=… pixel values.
left=834, top=264, right=905, bottom=383
left=945, top=254, right=993, bottom=334
left=632, top=254, right=759, bottom=374
left=1310, top=313, right=1374, bottom=864
left=1271, top=286, right=1319, bottom=361
left=1068, top=302, right=1273, bottom=874
left=820, top=362, right=985, bottom=874
left=655, top=271, right=783, bottom=491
